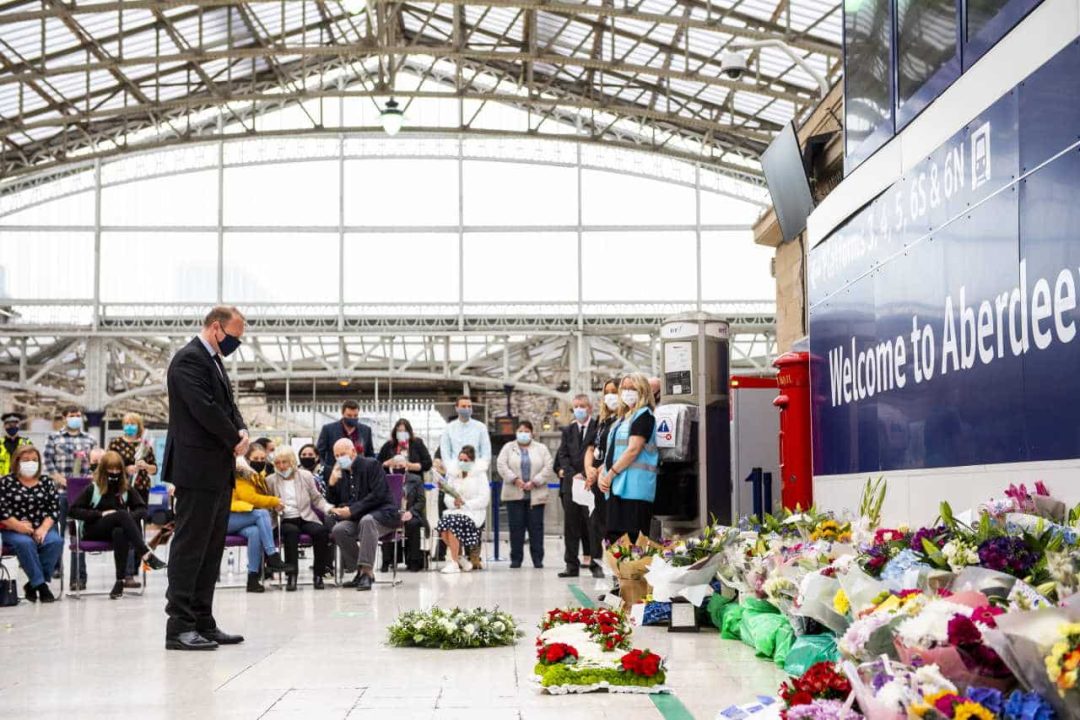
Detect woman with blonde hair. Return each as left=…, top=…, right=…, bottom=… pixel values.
left=107, top=412, right=158, bottom=587
left=598, top=372, right=659, bottom=543
left=69, top=450, right=167, bottom=599
left=229, top=444, right=288, bottom=593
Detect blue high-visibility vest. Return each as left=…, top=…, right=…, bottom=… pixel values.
left=605, top=406, right=659, bottom=502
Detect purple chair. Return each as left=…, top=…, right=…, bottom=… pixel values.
left=67, top=476, right=147, bottom=599
left=375, top=474, right=406, bottom=586
left=218, top=534, right=254, bottom=589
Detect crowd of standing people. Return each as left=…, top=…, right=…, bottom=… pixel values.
left=0, top=306, right=662, bottom=652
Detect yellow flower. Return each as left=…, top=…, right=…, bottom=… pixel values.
left=910, top=705, right=931, bottom=718
left=833, top=589, right=850, bottom=615
left=953, top=702, right=995, bottom=720
left=924, top=691, right=955, bottom=705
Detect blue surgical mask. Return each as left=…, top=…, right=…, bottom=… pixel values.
left=123, top=424, right=138, bottom=438
left=573, top=408, right=588, bottom=423
left=457, top=407, right=472, bottom=421
left=516, top=432, right=532, bottom=445
left=4, top=426, right=18, bottom=437
left=343, top=417, right=359, bottom=428
left=66, top=417, right=83, bottom=431
left=336, top=455, right=353, bottom=470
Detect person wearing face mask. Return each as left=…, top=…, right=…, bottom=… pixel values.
left=584, top=379, right=620, bottom=550
left=326, top=438, right=397, bottom=591
left=0, top=412, right=31, bottom=478
left=44, top=404, right=97, bottom=590
left=69, top=450, right=168, bottom=599
left=315, top=400, right=375, bottom=487
left=228, top=446, right=289, bottom=592
left=296, top=443, right=325, bottom=493
left=254, top=437, right=276, bottom=463
left=599, top=373, right=659, bottom=544
left=266, top=447, right=334, bottom=591
left=556, top=395, right=602, bottom=579
left=438, top=396, right=492, bottom=474
left=376, top=419, right=431, bottom=572
left=435, top=446, right=489, bottom=574
left=107, top=413, right=159, bottom=589
left=497, top=420, right=556, bottom=569
left=0, top=446, right=63, bottom=602
left=162, top=306, right=250, bottom=652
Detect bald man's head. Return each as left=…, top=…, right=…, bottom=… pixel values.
left=333, top=437, right=357, bottom=462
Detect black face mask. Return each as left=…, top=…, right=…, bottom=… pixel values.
left=299, top=457, right=317, bottom=470
left=107, top=472, right=123, bottom=485
left=218, top=329, right=242, bottom=357
left=4, top=426, right=18, bottom=437
left=89, top=464, right=99, bottom=474
left=249, top=460, right=267, bottom=474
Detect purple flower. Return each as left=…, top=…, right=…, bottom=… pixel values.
left=783, top=700, right=863, bottom=720
left=910, top=526, right=947, bottom=552
left=977, top=536, right=1037, bottom=577
left=870, top=672, right=890, bottom=691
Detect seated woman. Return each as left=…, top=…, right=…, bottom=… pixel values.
left=229, top=444, right=288, bottom=593
left=69, top=450, right=168, bottom=599
left=296, top=443, right=325, bottom=494
left=434, top=445, right=489, bottom=575
left=377, top=418, right=431, bottom=572
left=266, top=447, right=334, bottom=591
left=0, top=445, right=63, bottom=602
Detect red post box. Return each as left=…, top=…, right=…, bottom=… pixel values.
left=772, top=351, right=813, bottom=511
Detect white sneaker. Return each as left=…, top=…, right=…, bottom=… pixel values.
left=441, top=562, right=461, bottom=575
left=459, top=558, right=474, bottom=573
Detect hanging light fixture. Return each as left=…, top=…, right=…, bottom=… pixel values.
left=380, top=98, right=404, bottom=136
left=341, top=0, right=365, bottom=15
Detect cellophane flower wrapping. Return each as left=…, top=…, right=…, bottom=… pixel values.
left=982, top=605, right=1080, bottom=720
left=798, top=571, right=850, bottom=636
left=604, top=533, right=663, bottom=610
left=839, top=567, right=890, bottom=617
left=645, top=552, right=725, bottom=604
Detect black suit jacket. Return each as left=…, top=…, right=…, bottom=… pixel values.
left=316, top=419, right=375, bottom=475
left=325, top=456, right=397, bottom=528
left=162, top=337, right=246, bottom=491
left=376, top=438, right=433, bottom=474
left=555, top=419, right=598, bottom=496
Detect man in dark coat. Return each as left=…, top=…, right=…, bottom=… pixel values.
left=555, top=394, right=603, bottom=578
left=315, top=400, right=375, bottom=484
left=326, top=439, right=398, bottom=591
left=162, top=306, right=249, bottom=651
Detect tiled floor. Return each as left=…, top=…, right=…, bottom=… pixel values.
left=0, top=539, right=786, bottom=719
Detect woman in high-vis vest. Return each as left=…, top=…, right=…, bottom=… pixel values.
left=598, top=373, right=659, bottom=543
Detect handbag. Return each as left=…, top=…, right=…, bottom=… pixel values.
left=0, top=562, right=19, bottom=607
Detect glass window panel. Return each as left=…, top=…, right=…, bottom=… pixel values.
left=966, top=0, right=1010, bottom=41
left=344, top=233, right=459, bottom=303
left=101, top=170, right=217, bottom=227
left=463, top=232, right=576, bottom=302
left=581, top=170, right=695, bottom=225
left=700, top=232, right=775, bottom=301
left=223, top=161, right=338, bottom=226
left=223, top=232, right=338, bottom=302
left=0, top=230, right=94, bottom=298
left=581, top=231, right=695, bottom=301
left=100, top=232, right=217, bottom=302
left=700, top=193, right=763, bottom=227
left=0, top=192, right=94, bottom=226
left=463, top=162, right=576, bottom=225
left=344, top=160, right=458, bottom=226
left=896, top=0, right=958, bottom=109
left=844, top=0, right=893, bottom=156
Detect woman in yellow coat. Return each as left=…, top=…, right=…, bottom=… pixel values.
left=228, top=443, right=288, bottom=592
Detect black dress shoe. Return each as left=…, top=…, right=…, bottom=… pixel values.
left=558, top=567, right=580, bottom=578
left=341, top=573, right=362, bottom=588
left=23, top=582, right=37, bottom=603
left=166, top=631, right=218, bottom=651
left=286, top=574, right=298, bottom=592
left=110, top=580, right=124, bottom=600
left=589, top=562, right=605, bottom=579
left=356, top=573, right=373, bottom=591
left=200, top=628, right=244, bottom=645
left=509, top=563, right=522, bottom=569
left=142, top=552, right=167, bottom=571
left=313, top=575, right=325, bottom=590
left=37, top=584, right=56, bottom=603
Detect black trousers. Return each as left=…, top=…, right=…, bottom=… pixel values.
left=562, top=490, right=601, bottom=568
left=82, top=511, right=148, bottom=580
left=589, top=486, right=607, bottom=555
left=604, top=495, right=653, bottom=546
left=165, top=486, right=232, bottom=638
left=505, top=499, right=544, bottom=567
left=279, top=517, right=330, bottom=575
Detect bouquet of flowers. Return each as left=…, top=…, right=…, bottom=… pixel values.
left=387, top=606, right=520, bottom=649
left=909, top=686, right=1059, bottom=719
left=838, top=589, right=928, bottom=662
left=604, top=533, right=664, bottom=609
left=647, top=543, right=727, bottom=605
left=797, top=568, right=851, bottom=635
left=783, top=700, right=864, bottom=720
left=861, top=528, right=916, bottom=578
left=843, top=659, right=957, bottom=720
left=779, top=662, right=853, bottom=717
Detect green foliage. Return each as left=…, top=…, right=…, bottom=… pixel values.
left=387, top=606, right=521, bottom=649
left=859, top=476, right=888, bottom=528
left=534, top=662, right=666, bottom=688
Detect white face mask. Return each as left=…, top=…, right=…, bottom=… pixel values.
left=396, top=431, right=410, bottom=443
left=279, top=467, right=294, bottom=479
left=19, top=460, right=39, bottom=477
left=604, top=393, right=620, bottom=411
left=620, top=389, right=639, bottom=408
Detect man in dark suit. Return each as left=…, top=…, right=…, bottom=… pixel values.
left=555, top=394, right=603, bottom=578
left=315, top=400, right=375, bottom=483
left=163, top=306, right=250, bottom=651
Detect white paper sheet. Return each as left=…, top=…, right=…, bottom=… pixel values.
left=571, top=475, right=595, bottom=514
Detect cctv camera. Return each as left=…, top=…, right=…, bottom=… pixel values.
left=720, top=51, right=748, bottom=80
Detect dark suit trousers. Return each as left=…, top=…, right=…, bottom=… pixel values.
left=562, top=487, right=604, bottom=567
left=165, top=485, right=232, bottom=637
